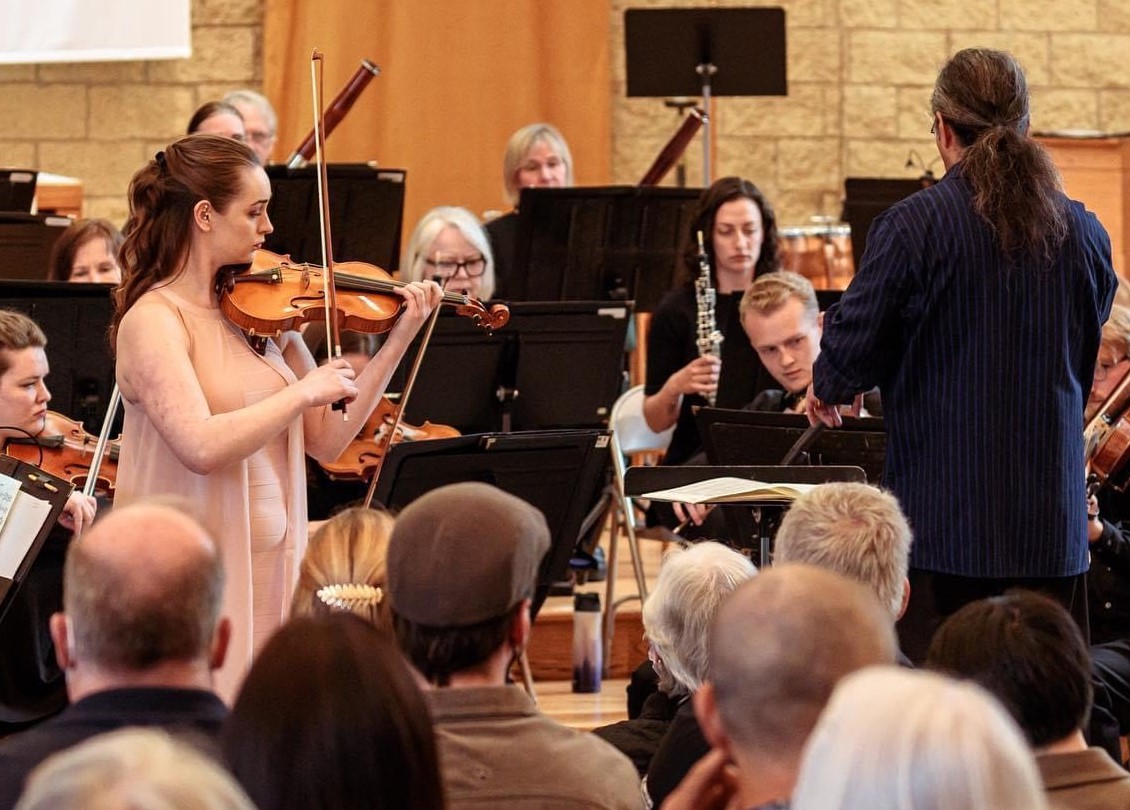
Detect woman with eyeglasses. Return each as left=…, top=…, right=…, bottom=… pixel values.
left=402, top=206, right=496, bottom=301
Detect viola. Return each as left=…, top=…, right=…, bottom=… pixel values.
left=320, top=396, right=460, bottom=481
left=2, top=411, right=118, bottom=499
left=216, top=249, right=510, bottom=343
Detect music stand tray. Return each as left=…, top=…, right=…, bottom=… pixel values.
left=371, top=429, right=612, bottom=619
left=625, top=464, right=865, bottom=567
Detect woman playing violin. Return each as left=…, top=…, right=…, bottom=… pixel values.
left=0, top=309, right=98, bottom=731
left=110, top=134, right=441, bottom=700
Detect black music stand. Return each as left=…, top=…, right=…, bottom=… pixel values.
left=370, top=429, right=612, bottom=619
left=841, top=178, right=931, bottom=270
left=512, top=187, right=701, bottom=311
left=698, top=408, right=887, bottom=484
left=264, top=164, right=406, bottom=272
left=0, top=457, right=72, bottom=625
left=0, top=170, right=37, bottom=214
left=390, top=301, right=632, bottom=433
left=0, top=281, right=117, bottom=432
left=625, top=7, right=787, bottom=181
left=0, top=214, right=72, bottom=280
left=626, top=465, right=865, bottom=567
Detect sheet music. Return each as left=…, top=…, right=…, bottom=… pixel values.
left=0, top=489, right=54, bottom=579
left=0, top=473, right=19, bottom=537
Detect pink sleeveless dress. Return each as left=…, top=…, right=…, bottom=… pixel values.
left=115, top=288, right=308, bottom=702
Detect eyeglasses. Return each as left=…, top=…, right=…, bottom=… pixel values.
left=424, top=255, right=487, bottom=277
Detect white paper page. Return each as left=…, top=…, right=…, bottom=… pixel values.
left=0, top=473, right=20, bottom=538
left=0, top=490, right=54, bottom=579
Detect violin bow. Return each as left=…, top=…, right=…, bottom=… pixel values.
left=311, top=50, right=347, bottom=419
left=361, top=265, right=449, bottom=509
left=82, top=383, right=122, bottom=499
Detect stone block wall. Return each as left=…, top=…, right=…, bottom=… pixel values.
left=0, top=0, right=261, bottom=224
left=611, top=0, right=1130, bottom=229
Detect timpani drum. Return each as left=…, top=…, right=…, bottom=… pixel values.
left=777, top=222, right=854, bottom=290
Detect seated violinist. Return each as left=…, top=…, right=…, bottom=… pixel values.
left=402, top=206, right=495, bottom=301
left=0, top=309, right=98, bottom=733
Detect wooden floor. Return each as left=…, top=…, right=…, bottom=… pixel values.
left=531, top=530, right=666, bottom=731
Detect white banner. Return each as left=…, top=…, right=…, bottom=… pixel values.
left=0, top=0, right=191, bottom=64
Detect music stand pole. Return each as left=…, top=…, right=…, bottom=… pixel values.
left=696, top=62, right=716, bottom=185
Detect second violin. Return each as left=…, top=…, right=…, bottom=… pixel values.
left=3, top=411, right=119, bottom=500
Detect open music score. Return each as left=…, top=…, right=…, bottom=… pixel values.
left=641, top=476, right=818, bottom=505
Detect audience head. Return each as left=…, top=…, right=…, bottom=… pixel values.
left=292, top=506, right=394, bottom=629
left=926, top=590, right=1092, bottom=750
left=642, top=541, right=756, bottom=699
left=739, top=271, right=821, bottom=393
left=774, top=482, right=912, bottom=617
left=16, top=728, right=255, bottom=810
left=115, top=134, right=264, bottom=344
left=49, top=500, right=228, bottom=699
left=685, top=176, right=780, bottom=289
left=0, top=309, right=50, bottom=440
left=402, top=205, right=495, bottom=300
left=222, top=613, right=443, bottom=810
left=388, top=482, right=549, bottom=685
left=699, top=565, right=896, bottom=784
left=187, top=100, right=247, bottom=143
left=47, top=218, right=123, bottom=284
left=1089, top=303, right=1130, bottom=418
left=502, top=122, right=573, bottom=208
left=223, top=89, right=277, bottom=163
left=791, top=667, right=1047, bottom=810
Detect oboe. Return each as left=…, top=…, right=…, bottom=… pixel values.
left=695, top=230, right=724, bottom=407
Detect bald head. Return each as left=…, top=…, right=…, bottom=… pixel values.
left=709, top=564, right=896, bottom=763
left=63, top=502, right=224, bottom=671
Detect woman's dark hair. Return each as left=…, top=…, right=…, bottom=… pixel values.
left=112, top=134, right=260, bottom=347
left=186, top=100, right=244, bottom=136
left=932, top=48, right=1068, bottom=260
left=679, top=176, right=779, bottom=286
left=221, top=613, right=445, bottom=810
left=47, top=218, right=124, bottom=282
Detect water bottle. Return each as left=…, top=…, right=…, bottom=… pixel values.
left=572, top=592, right=602, bottom=693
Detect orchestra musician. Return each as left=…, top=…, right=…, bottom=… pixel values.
left=643, top=176, right=779, bottom=468
left=46, top=218, right=123, bottom=284
left=223, top=89, right=278, bottom=165
left=401, top=206, right=496, bottom=301
left=806, top=48, right=1118, bottom=663
left=484, top=123, right=573, bottom=299
left=109, top=134, right=441, bottom=700
left=186, top=101, right=247, bottom=143
left=0, top=310, right=98, bottom=732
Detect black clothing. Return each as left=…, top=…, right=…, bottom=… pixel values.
left=0, top=527, right=69, bottom=731
left=0, top=687, right=227, bottom=809
left=591, top=690, right=681, bottom=778
left=645, top=698, right=710, bottom=808
left=485, top=212, right=520, bottom=300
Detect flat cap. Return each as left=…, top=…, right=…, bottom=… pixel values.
left=387, top=482, right=550, bottom=627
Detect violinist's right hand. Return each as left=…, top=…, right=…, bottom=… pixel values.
left=299, top=357, right=359, bottom=408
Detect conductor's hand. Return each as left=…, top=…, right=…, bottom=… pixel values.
left=300, top=357, right=359, bottom=408
left=58, top=491, right=97, bottom=537
left=388, top=280, right=444, bottom=344
left=670, top=355, right=722, bottom=399
left=805, top=382, right=842, bottom=428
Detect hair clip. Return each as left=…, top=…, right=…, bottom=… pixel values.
left=155, top=151, right=167, bottom=174
left=316, top=583, right=383, bottom=611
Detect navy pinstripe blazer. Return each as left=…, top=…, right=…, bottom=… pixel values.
left=815, top=164, right=1117, bottom=578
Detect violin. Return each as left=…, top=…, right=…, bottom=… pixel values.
left=2, top=411, right=118, bottom=499
left=217, top=249, right=509, bottom=345
left=1085, top=358, right=1130, bottom=491
left=320, top=395, right=460, bottom=481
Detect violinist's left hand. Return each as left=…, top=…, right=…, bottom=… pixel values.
left=387, top=280, right=443, bottom=344
left=58, top=491, right=97, bottom=537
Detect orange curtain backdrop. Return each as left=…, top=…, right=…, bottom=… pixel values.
left=263, top=0, right=612, bottom=270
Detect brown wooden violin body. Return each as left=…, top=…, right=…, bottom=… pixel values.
left=320, top=396, right=460, bottom=481
left=218, top=249, right=510, bottom=341
left=1086, top=360, right=1130, bottom=491
left=2, top=411, right=118, bottom=499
